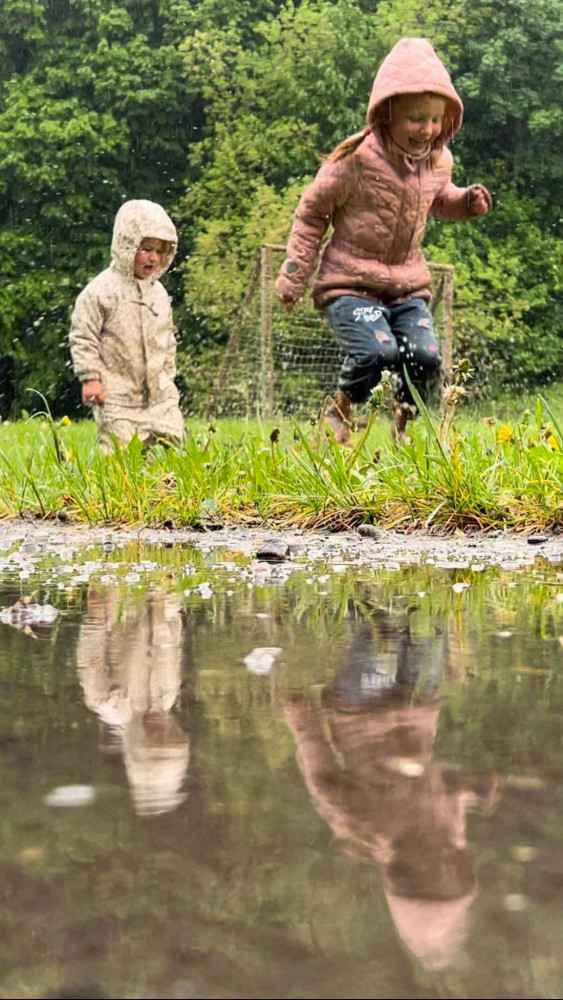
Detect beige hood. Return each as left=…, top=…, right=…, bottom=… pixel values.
left=110, top=199, right=177, bottom=280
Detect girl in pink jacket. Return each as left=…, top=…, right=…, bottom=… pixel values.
left=276, top=38, right=491, bottom=443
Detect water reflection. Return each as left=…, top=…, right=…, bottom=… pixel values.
left=77, top=586, right=189, bottom=816
left=1, top=543, right=563, bottom=998
left=284, top=608, right=498, bottom=970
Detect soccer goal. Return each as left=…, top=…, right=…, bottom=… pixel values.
left=207, top=243, right=454, bottom=419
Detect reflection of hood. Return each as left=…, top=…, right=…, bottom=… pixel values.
left=110, top=199, right=177, bottom=280
left=384, top=890, right=475, bottom=970
left=123, top=714, right=190, bottom=817
left=367, top=37, right=463, bottom=145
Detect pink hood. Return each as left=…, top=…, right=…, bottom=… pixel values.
left=367, top=37, right=463, bottom=145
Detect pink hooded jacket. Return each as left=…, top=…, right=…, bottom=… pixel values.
left=276, top=38, right=487, bottom=308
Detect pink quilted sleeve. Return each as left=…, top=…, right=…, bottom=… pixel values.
left=276, top=158, right=355, bottom=304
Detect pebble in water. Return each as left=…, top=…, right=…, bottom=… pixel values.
left=256, top=539, right=291, bottom=562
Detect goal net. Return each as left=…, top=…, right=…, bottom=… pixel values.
left=207, top=243, right=454, bottom=420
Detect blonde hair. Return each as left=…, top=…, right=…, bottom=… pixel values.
left=324, top=92, right=451, bottom=163
left=324, top=127, right=371, bottom=163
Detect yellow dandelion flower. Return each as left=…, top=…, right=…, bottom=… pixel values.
left=547, top=434, right=559, bottom=451
left=59, top=415, right=71, bottom=427
left=496, top=424, right=513, bottom=444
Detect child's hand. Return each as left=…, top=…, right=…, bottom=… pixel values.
left=276, top=291, right=298, bottom=312
left=468, top=184, right=492, bottom=216
left=82, top=380, right=107, bottom=406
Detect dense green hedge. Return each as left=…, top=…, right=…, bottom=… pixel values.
left=0, top=0, right=561, bottom=416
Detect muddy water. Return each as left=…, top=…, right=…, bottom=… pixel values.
left=1, top=538, right=563, bottom=999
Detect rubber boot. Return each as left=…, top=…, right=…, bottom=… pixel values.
left=324, top=390, right=353, bottom=445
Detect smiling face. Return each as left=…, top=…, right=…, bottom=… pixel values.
left=133, top=238, right=170, bottom=280
left=388, top=93, right=446, bottom=155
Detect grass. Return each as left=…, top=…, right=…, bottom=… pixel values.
left=0, top=388, right=561, bottom=532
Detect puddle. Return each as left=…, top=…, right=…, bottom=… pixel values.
left=1, top=538, right=563, bottom=998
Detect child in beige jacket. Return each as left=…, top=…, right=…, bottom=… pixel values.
left=69, top=199, right=184, bottom=451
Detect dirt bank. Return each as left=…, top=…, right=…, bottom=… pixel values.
left=0, top=519, right=561, bottom=568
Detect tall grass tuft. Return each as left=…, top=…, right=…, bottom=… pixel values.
left=0, top=391, right=561, bottom=531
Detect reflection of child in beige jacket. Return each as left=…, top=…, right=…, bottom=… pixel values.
left=69, top=199, right=184, bottom=451
left=77, top=587, right=189, bottom=816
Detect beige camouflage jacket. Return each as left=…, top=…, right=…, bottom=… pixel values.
left=69, top=200, right=183, bottom=441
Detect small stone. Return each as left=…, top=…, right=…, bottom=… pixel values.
left=358, top=524, right=384, bottom=539
left=527, top=534, right=548, bottom=545
left=256, top=539, right=291, bottom=562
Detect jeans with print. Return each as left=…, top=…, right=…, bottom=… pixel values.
left=324, top=294, right=442, bottom=406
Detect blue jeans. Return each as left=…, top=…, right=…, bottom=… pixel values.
left=324, top=295, right=442, bottom=406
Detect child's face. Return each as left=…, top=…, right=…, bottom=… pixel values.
left=133, top=238, right=169, bottom=280
left=388, top=94, right=446, bottom=155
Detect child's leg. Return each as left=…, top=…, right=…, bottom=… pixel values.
left=389, top=298, right=442, bottom=409
left=323, top=296, right=400, bottom=441
left=325, top=295, right=400, bottom=402
left=95, top=410, right=138, bottom=454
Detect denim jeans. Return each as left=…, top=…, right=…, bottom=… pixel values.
left=324, top=294, right=442, bottom=406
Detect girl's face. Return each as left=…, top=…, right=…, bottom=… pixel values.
left=134, top=238, right=169, bottom=279
left=388, top=94, right=446, bottom=155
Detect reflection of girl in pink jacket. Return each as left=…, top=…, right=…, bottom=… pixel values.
left=276, top=38, right=491, bottom=444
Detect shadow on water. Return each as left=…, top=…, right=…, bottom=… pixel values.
left=0, top=538, right=562, bottom=998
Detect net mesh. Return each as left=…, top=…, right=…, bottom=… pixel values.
left=207, top=244, right=453, bottom=419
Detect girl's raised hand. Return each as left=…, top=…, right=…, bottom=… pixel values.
left=468, top=184, right=492, bottom=216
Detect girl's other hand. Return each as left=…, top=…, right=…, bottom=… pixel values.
left=82, top=380, right=107, bottom=406
left=468, top=184, right=492, bottom=216
left=276, top=290, right=299, bottom=312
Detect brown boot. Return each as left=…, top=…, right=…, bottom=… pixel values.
left=391, top=403, right=416, bottom=444
left=324, top=391, right=353, bottom=445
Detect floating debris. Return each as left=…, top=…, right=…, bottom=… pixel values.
left=43, top=785, right=95, bottom=808
left=514, top=666, right=552, bottom=676
left=0, top=600, right=59, bottom=627
left=436, top=561, right=470, bottom=570
left=243, top=647, right=282, bottom=675
left=510, top=845, right=538, bottom=863
left=451, top=582, right=470, bottom=593
left=503, top=894, right=527, bottom=912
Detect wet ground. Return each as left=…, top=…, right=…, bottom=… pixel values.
left=1, top=521, right=563, bottom=999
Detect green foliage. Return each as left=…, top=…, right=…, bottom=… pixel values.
left=0, top=0, right=194, bottom=415
left=0, top=401, right=561, bottom=530
left=0, top=0, right=562, bottom=412
left=177, top=1, right=384, bottom=334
